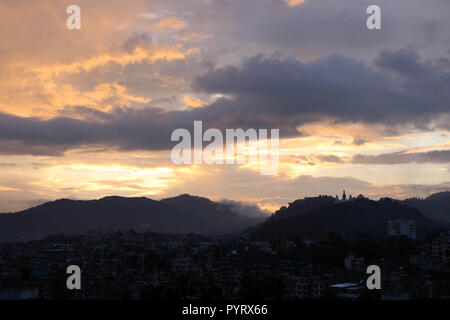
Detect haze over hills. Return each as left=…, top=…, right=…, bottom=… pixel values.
left=0, top=192, right=449, bottom=242
left=161, top=194, right=266, bottom=235
left=0, top=195, right=266, bottom=242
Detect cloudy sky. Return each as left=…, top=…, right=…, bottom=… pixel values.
left=0, top=0, right=449, bottom=212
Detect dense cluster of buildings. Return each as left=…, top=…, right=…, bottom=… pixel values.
left=0, top=229, right=449, bottom=300
left=387, top=219, right=417, bottom=239
left=432, top=231, right=450, bottom=264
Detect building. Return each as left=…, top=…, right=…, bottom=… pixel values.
left=285, top=276, right=326, bottom=299
left=387, top=219, right=416, bottom=239
left=172, top=257, right=198, bottom=273
left=0, top=288, right=39, bottom=300
left=344, top=252, right=365, bottom=270
left=432, top=231, right=450, bottom=263
left=335, top=190, right=354, bottom=202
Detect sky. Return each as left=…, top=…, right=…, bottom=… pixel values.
left=0, top=0, right=449, bottom=212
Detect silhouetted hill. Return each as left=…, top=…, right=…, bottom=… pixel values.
left=268, top=195, right=336, bottom=221
left=403, top=191, right=450, bottom=223
left=0, top=195, right=265, bottom=242
left=251, top=196, right=440, bottom=240
left=1, top=193, right=447, bottom=242
left=161, top=194, right=266, bottom=234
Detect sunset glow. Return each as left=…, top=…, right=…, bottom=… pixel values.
left=0, top=0, right=448, bottom=212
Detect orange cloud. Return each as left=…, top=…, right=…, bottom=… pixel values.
left=183, top=95, right=208, bottom=108
left=175, top=32, right=213, bottom=42
left=154, top=16, right=186, bottom=30
left=0, top=1, right=194, bottom=117
left=28, top=45, right=186, bottom=78
left=284, top=0, right=307, bottom=7
left=0, top=185, right=19, bottom=192
left=61, top=83, right=152, bottom=112
left=1, top=45, right=187, bottom=117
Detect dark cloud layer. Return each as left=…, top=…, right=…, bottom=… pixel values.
left=0, top=49, right=449, bottom=156
left=194, top=50, right=450, bottom=129
left=352, top=150, right=450, bottom=165
left=287, top=149, right=450, bottom=166
left=122, top=32, right=152, bottom=53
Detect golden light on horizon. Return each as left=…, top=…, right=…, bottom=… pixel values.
left=0, top=0, right=448, bottom=214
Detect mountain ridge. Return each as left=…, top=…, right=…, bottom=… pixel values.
left=0, top=195, right=265, bottom=242
left=1, top=192, right=449, bottom=242
left=403, top=191, right=450, bottom=223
